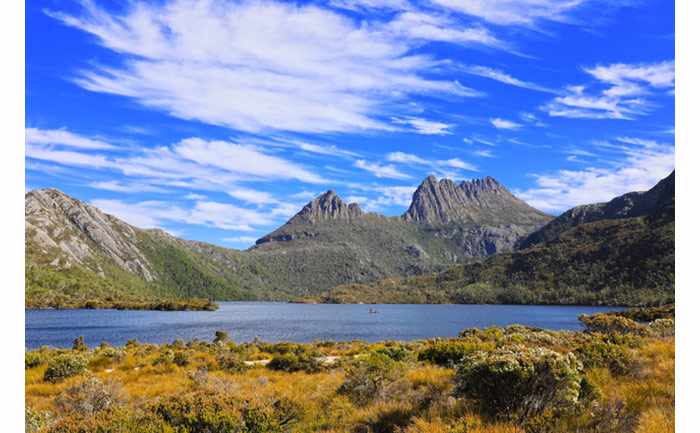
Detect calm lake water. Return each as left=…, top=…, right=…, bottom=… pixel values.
left=25, top=302, right=626, bottom=349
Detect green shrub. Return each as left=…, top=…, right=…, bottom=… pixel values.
left=578, top=313, right=648, bottom=336
left=55, top=376, right=125, bottom=416
left=125, top=338, right=139, bottom=348
left=267, top=353, right=323, bottom=373
left=650, top=318, right=675, bottom=337
left=25, top=407, right=55, bottom=433
left=454, top=345, right=583, bottom=422
left=25, top=351, right=44, bottom=369
left=574, top=338, right=634, bottom=375
left=173, top=351, right=190, bottom=367
left=213, top=330, right=228, bottom=344
left=149, top=394, right=245, bottom=431
left=72, top=335, right=88, bottom=351
left=339, top=353, right=405, bottom=405
left=43, top=354, right=89, bottom=383
left=376, top=345, right=412, bottom=362
left=417, top=342, right=478, bottom=367
left=218, top=354, right=249, bottom=373
left=152, top=349, right=173, bottom=366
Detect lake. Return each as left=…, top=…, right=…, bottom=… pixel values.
left=25, top=302, right=625, bottom=349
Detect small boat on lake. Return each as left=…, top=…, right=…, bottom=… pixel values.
left=368, top=308, right=380, bottom=314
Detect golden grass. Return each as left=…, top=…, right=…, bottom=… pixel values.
left=24, top=329, right=675, bottom=433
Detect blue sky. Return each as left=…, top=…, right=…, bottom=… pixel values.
left=25, top=0, right=675, bottom=248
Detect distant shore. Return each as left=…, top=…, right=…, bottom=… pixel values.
left=25, top=297, right=218, bottom=311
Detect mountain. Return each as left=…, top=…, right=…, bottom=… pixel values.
left=519, top=171, right=675, bottom=249
left=25, top=176, right=553, bottom=306
left=303, top=172, right=675, bottom=306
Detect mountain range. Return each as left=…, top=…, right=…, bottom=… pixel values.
left=305, top=171, right=675, bottom=306
left=25, top=175, right=553, bottom=306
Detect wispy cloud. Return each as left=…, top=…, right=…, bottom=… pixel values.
left=543, top=60, right=675, bottom=120
left=490, top=118, right=522, bottom=129
left=90, top=198, right=276, bottom=231
left=390, top=116, right=453, bottom=135
left=387, top=151, right=478, bottom=172
left=26, top=127, right=116, bottom=150
left=26, top=128, right=328, bottom=192
left=517, top=139, right=675, bottom=212
left=429, top=0, right=589, bottom=25
left=355, top=159, right=412, bottom=179
left=48, top=0, right=488, bottom=134
left=463, top=66, right=554, bottom=92
left=347, top=185, right=416, bottom=213
left=88, top=180, right=168, bottom=193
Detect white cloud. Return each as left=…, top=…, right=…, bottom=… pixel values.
left=472, top=137, right=495, bottom=146
left=490, top=118, right=522, bottom=129
left=172, top=138, right=326, bottom=184
left=26, top=127, right=116, bottom=149
left=386, top=151, right=477, bottom=172
left=223, top=236, right=259, bottom=243
left=387, top=12, right=501, bottom=46
left=228, top=187, right=278, bottom=205
left=474, top=149, right=495, bottom=158
left=463, top=66, right=553, bottom=92
left=185, top=193, right=206, bottom=200
left=88, top=180, right=167, bottom=193
left=430, top=0, right=588, bottom=25
left=90, top=198, right=275, bottom=231
left=586, top=61, right=675, bottom=89
left=294, top=141, right=361, bottom=158
left=348, top=185, right=416, bottom=212
left=517, top=140, right=675, bottom=212
left=543, top=61, right=675, bottom=120
left=49, top=0, right=486, bottom=134
left=387, top=151, right=430, bottom=165
left=26, top=129, right=328, bottom=196
left=330, top=0, right=410, bottom=11
left=391, top=116, right=453, bottom=135
left=355, top=159, right=412, bottom=179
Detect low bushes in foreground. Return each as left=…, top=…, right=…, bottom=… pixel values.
left=25, top=319, right=675, bottom=433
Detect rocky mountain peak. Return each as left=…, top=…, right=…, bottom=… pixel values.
left=402, top=175, right=547, bottom=225
left=288, top=190, right=364, bottom=224
left=25, top=188, right=155, bottom=281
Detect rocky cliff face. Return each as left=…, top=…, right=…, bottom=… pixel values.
left=256, top=175, right=553, bottom=259
left=519, top=170, right=675, bottom=249
left=25, top=189, right=155, bottom=281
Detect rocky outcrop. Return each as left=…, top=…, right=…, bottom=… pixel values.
left=519, top=171, right=675, bottom=249
left=287, top=190, right=365, bottom=224
left=25, top=189, right=155, bottom=281
left=402, top=175, right=551, bottom=225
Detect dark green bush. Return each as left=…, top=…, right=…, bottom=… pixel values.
left=218, top=354, right=249, bottom=373
left=267, top=353, right=323, bottom=373
left=339, top=353, right=405, bottom=405
left=173, top=351, right=190, bottom=367
left=72, top=335, right=88, bottom=351
left=25, top=351, right=44, bottom=369
left=454, top=345, right=583, bottom=422
left=43, top=354, right=89, bottom=383
left=375, top=345, right=412, bottom=362
left=574, top=338, right=634, bottom=375
left=417, top=342, right=478, bottom=367
left=214, top=330, right=228, bottom=344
